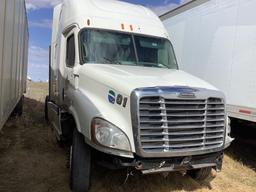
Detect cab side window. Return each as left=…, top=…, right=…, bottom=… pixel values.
left=66, top=34, right=75, bottom=67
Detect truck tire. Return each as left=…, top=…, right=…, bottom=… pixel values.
left=188, top=167, right=212, bottom=181
left=70, top=128, right=91, bottom=192
left=44, top=96, right=49, bottom=122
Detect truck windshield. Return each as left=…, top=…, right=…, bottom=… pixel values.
left=79, top=29, right=178, bottom=69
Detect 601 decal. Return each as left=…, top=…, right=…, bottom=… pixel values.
left=108, top=90, right=128, bottom=108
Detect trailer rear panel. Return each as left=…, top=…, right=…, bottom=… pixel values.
left=0, top=0, right=28, bottom=129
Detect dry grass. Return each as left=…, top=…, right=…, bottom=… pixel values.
left=0, top=82, right=255, bottom=192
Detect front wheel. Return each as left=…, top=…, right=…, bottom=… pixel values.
left=70, top=129, right=91, bottom=192
left=187, top=167, right=213, bottom=181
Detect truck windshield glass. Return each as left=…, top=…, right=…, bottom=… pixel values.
left=79, top=29, right=178, bottom=69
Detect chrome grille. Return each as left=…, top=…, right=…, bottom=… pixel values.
left=138, top=97, right=225, bottom=153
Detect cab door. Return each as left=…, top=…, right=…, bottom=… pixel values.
left=64, top=28, right=80, bottom=105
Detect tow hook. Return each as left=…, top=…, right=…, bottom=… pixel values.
left=181, top=156, right=192, bottom=166
left=135, top=161, right=143, bottom=170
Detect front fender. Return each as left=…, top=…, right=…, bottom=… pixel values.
left=68, top=87, right=136, bottom=154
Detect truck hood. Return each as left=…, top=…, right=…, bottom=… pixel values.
left=75, top=64, right=220, bottom=155
left=80, top=64, right=218, bottom=96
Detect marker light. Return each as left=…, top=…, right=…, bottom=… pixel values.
left=130, top=25, right=133, bottom=31
left=121, top=23, right=125, bottom=30
left=87, top=19, right=91, bottom=26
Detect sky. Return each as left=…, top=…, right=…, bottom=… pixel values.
left=26, top=0, right=189, bottom=82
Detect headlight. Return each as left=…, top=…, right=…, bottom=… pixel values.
left=91, top=118, right=131, bottom=152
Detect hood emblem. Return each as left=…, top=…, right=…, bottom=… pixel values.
left=178, top=92, right=196, bottom=98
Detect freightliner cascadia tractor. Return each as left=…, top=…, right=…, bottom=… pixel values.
left=45, top=0, right=233, bottom=191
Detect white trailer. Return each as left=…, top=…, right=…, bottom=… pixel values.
left=0, top=0, right=28, bottom=130
left=161, top=0, right=256, bottom=123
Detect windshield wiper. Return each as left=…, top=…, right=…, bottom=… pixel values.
left=103, top=57, right=121, bottom=65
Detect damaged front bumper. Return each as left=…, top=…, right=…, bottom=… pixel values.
left=96, top=151, right=224, bottom=174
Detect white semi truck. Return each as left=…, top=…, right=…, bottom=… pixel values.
left=161, top=0, right=256, bottom=124
left=0, top=0, right=28, bottom=130
left=45, top=0, right=233, bottom=191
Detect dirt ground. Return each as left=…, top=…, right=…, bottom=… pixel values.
left=0, top=81, right=256, bottom=192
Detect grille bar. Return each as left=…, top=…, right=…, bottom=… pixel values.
left=140, top=113, right=207, bottom=117
left=141, top=136, right=225, bottom=142
left=138, top=97, right=225, bottom=154
left=140, top=107, right=207, bottom=111
left=140, top=125, right=205, bottom=130
left=140, top=119, right=206, bottom=123
left=140, top=129, right=224, bottom=136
